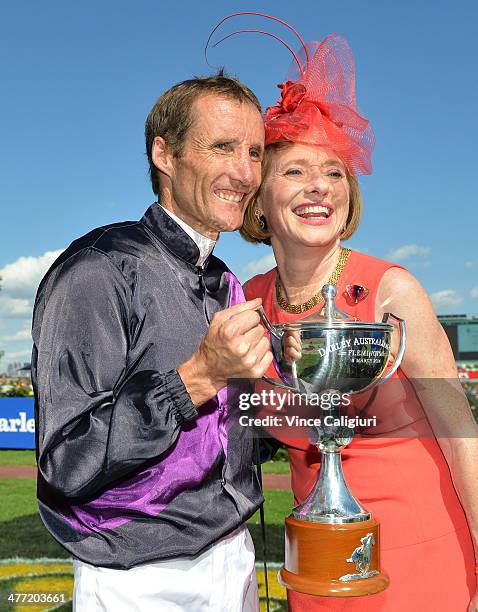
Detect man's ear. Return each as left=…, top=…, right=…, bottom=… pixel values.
left=152, top=136, right=174, bottom=178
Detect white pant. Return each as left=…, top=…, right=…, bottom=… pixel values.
left=72, top=525, right=259, bottom=611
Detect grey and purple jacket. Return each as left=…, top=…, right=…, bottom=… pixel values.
left=31, top=203, right=274, bottom=569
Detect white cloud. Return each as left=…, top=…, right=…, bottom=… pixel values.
left=470, top=287, right=478, bottom=299
left=431, top=289, right=463, bottom=309
left=387, top=244, right=431, bottom=262
left=239, top=253, right=276, bottom=282
left=0, top=297, right=33, bottom=319
left=0, top=328, right=32, bottom=343
left=4, top=349, right=32, bottom=361
left=0, top=249, right=63, bottom=371
left=465, top=261, right=474, bottom=269
left=0, top=249, right=63, bottom=299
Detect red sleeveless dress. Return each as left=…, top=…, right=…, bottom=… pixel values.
left=245, top=250, right=475, bottom=611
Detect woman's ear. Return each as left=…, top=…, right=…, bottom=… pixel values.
left=253, top=193, right=263, bottom=216
left=152, top=136, right=174, bottom=178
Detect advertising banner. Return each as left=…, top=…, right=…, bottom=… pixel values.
left=0, top=397, right=35, bottom=449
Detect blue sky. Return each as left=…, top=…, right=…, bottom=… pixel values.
left=1, top=0, right=477, bottom=371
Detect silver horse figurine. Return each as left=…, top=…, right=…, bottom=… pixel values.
left=339, top=533, right=379, bottom=581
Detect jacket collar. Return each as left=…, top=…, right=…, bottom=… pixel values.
left=141, top=202, right=215, bottom=266
left=160, top=206, right=216, bottom=267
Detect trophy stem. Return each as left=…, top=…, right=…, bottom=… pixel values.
left=293, top=448, right=370, bottom=523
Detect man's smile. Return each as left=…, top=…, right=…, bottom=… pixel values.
left=214, top=189, right=246, bottom=203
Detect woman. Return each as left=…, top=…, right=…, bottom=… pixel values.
left=239, top=26, right=478, bottom=612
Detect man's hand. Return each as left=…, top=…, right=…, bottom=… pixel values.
left=178, top=298, right=273, bottom=407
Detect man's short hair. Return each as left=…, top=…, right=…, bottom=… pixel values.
left=145, top=71, right=262, bottom=195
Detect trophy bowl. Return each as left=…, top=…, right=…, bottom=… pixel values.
left=257, top=284, right=406, bottom=597
left=268, top=320, right=396, bottom=395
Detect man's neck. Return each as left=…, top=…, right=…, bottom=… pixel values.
left=159, top=204, right=216, bottom=267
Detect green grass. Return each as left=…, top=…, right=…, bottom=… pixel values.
left=248, top=489, right=293, bottom=562
left=261, top=460, right=290, bottom=475
left=0, top=479, right=38, bottom=522
left=0, top=450, right=36, bottom=466
left=0, top=478, right=69, bottom=559
left=249, top=489, right=293, bottom=525
left=0, top=512, right=70, bottom=559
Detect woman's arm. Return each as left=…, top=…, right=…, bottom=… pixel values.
left=376, top=267, right=478, bottom=571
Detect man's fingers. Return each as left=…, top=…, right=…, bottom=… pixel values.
left=220, top=308, right=263, bottom=339
left=243, top=336, right=271, bottom=369
left=214, top=298, right=262, bottom=322
left=240, top=324, right=268, bottom=353
left=252, top=344, right=274, bottom=378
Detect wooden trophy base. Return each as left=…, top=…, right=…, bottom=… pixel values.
left=279, top=515, right=389, bottom=597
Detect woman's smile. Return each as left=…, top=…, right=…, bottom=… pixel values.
left=292, top=203, right=333, bottom=224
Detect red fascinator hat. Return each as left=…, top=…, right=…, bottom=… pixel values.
left=207, top=13, right=375, bottom=176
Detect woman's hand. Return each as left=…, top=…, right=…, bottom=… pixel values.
left=283, top=329, right=302, bottom=363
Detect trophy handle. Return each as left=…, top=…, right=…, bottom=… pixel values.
left=261, top=375, right=299, bottom=392
left=256, top=307, right=297, bottom=390
left=380, top=313, right=406, bottom=383
left=256, top=306, right=283, bottom=341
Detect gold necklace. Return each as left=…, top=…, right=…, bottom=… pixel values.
left=275, top=247, right=351, bottom=314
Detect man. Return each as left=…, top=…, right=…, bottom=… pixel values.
left=32, top=74, right=273, bottom=611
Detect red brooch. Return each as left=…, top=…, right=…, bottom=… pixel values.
left=345, top=284, right=369, bottom=304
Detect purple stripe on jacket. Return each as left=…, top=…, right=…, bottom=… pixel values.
left=62, top=272, right=245, bottom=533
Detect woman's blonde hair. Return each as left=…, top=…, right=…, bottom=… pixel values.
left=240, top=142, right=362, bottom=245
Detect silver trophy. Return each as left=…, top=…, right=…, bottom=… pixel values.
left=258, top=284, right=406, bottom=596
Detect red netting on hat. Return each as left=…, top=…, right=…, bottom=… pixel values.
left=264, top=35, right=375, bottom=175
left=206, top=14, right=375, bottom=176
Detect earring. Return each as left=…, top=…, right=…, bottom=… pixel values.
left=254, top=209, right=265, bottom=230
